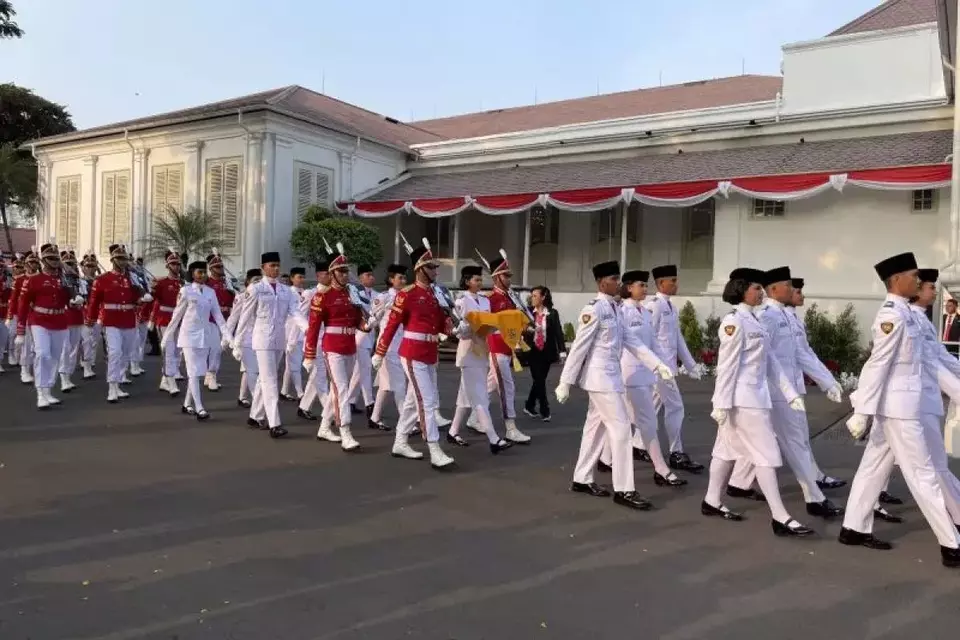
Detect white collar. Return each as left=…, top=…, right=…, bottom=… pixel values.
left=765, top=298, right=785, bottom=309
left=735, top=303, right=756, bottom=315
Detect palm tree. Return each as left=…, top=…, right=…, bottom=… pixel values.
left=0, top=1, right=23, bottom=39
left=139, top=206, right=223, bottom=263
left=0, top=144, right=36, bottom=254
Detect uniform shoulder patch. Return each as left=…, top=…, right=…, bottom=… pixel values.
left=580, top=312, right=593, bottom=325
left=880, top=321, right=894, bottom=335
left=882, top=301, right=894, bottom=308
left=723, top=324, right=737, bottom=336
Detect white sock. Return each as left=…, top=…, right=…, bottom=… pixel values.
left=755, top=466, right=791, bottom=523
left=705, top=458, right=734, bottom=508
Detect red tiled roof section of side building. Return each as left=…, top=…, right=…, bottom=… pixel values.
left=829, top=0, right=938, bottom=36
left=408, top=75, right=784, bottom=141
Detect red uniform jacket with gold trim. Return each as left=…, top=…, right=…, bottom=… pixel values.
left=376, top=283, right=450, bottom=365
left=150, top=277, right=182, bottom=327
left=486, top=287, right=515, bottom=356
left=304, top=285, right=362, bottom=358
left=17, top=272, right=70, bottom=334
left=85, top=271, right=139, bottom=329
left=208, top=276, right=235, bottom=322
left=6, top=274, right=26, bottom=321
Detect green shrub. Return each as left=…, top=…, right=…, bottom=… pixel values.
left=290, top=206, right=382, bottom=268
left=563, top=322, right=575, bottom=343
left=679, top=301, right=704, bottom=358
left=702, top=314, right=721, bottom=354
left=803, top=303, right=864, bottom=374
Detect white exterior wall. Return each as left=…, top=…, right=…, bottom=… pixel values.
left=781, top=24, right=946, bottom=115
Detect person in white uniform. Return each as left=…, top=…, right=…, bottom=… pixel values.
left=723, top=266, right=845, bottom=519
left=557, top=260, right=675, bottom=511
left=226, top=268, right=261, bottom=409
left=644, top=264, right=703, bottom=473
left=840, top=253, right=960, bottom=566
left=297, top=259, right=332, bottom=424
left=233, top=251, right=307, bottom=438
left=446, top=265, right=513, bottom=454
left=703, top=268, right=814, bottom=537
left=281, top=266, right=307, bottom=401
left=598, top=270, right=686, bottom=486
left=162, top=260, right=232, bottom=420
left=347, top=264, right=378, bottom=422
left=368, top=264, right=408, bottom=431
left=18, top=251, right=41, bottom=384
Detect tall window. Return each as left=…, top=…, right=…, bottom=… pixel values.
left=593, top=206, right=639, bottom=243
left=530, top=206, right=559, bottom=245
left=55, top=176, right=81, bottom=248
left=205, top=157, right=242, bottom=253
left=151, top=163, right=184, bottom=226
left=295, top=161, right=334, bottom=218
left=100, top=170, right=131, bottom=255
left=681, top=200, right=714, bottom=269
left=424, top=216, right=451, bottom=258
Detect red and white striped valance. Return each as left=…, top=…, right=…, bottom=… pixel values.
left=336, top=164, right=951, bottom=218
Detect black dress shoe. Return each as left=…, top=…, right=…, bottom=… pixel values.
left=196, top=410, right=210, bottom=421
left=879, top=491, right=903, bottom=505
left=614, top=491, right=653, bottom=510
left=806, top=499, right=844, bottom=518
left=772, top=518, right=814, bottom=537
left=181, top=405, right=196, bottom=416
left=297, top=408, right=315, bottom=421
left=874, top=508, right=903, bottom=524
left=942, top=546, right=960, bottom=568
left=446, top=433, right=470, bottom=447
left=351, top=404, right=362, bottom=414
left=838, top=527, right=892, bottom=550
left=280, top=393, right=296, bottom=402
left=237, top=398, right=251, bottom=408
left=596, top=460, right=613, bottom=473
left=669, top=451, right=704, bottom=474
left=490, top=439, right=513, bottom=455
left=270, top=426, right=288, bottom=438
left=368, top=419, right=392, bottom=431
left=817, top=477, right=847, bottom=490
left=633, top=448, right=652, bottom=462
left=727, top=486, right=766, bottom=501
left=654, top=472, right=687, bottom=487
left=701, top=501, right=743, bottom=521
left=247, top=418, right=265, bottom=429
left=571, top=482, right=611, bottom=497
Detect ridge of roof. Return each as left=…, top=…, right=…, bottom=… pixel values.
left=828, top=0, right=937, bottom=36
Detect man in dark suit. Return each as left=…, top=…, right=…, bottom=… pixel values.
left=943, top=298, right=960, bottom=356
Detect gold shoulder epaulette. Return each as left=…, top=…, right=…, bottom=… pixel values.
left=401, top=284, right=416, bottom=292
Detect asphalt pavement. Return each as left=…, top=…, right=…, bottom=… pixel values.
left=1, top=356, right=959, bottom=640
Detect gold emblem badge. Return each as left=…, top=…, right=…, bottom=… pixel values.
left=724, top=325, right=736, bottom=336
left=880, top=321, right=894, bottom=335
left=581, top=313, right=592, bottom=325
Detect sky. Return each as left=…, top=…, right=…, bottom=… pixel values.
left=4, top=0, right=884, bottom=130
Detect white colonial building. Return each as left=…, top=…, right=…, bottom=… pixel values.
left=27, top=0, right=960, bottom=338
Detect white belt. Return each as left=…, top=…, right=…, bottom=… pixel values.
left=159, top=305, right=175, bottom=313
left=325, top=326, right=357, bottom=335
left=404, top=331, right=438, bottom=343
left=104, top=303, right=135, bottom=311
left=34, top=306, right=64, bottom=315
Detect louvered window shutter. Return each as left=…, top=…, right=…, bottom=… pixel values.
left=316, top=171, right=331, bottom=207
left=66, top=177, right=81, bottom=248
left=222, top=161, right=240, bottom=251
left=100, top=174, right=116, bottom=255
left=297, top=167, right=313, bottom=218
left=56, top=178, right=70, bottom=244
left=114, top=173, right=131, bottom=246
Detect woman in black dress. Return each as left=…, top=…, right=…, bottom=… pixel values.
left=523, top=286, right=566, bottom=421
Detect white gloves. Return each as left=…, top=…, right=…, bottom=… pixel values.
left=710, top=408, right=728, bottom=425
left=14, top=335, right=24, bottom=349
left=221, top=335, right=233, bottom=351
left=555, top=383, right=570, bottom=404
left=847, top=413, right=870, bottom=440
left=686, top=367, right=702, bottom=381
left=232, top=347, right=243, bottom=362
left=654, top=364, right=674, bottom=381
left=559, top=352, right=567, bottom=362
left=70, top=295, right=84, bottom=307
left=303, top=358, right=315, bottom=373
left=826, top=385, right=843, bottom=404
left=285, top=341, right=297, bottom=354
left=147, top=321, right=155, bottom=331
left=453, top=321, right=470, bottom=338
left=789, top=397, right=805, bottom=412
left=371, top=354, right=383, bottom=371
left=140, top=293, right=154, bottom=303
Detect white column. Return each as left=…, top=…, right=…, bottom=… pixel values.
left=182, top=141, right=204, bottom=210
left=261, top=134, right=275, bottom=252
left=619, top=202, right=628, bottom=269
left=137, top=149, right=150, bottom=251
left=451, top=211, right=460, bottom=283
left=950, top=2, right=960, bottom=276
left=83, top=155, right=98, bottom=253
left=338, top=151, right=355, bottom=202
left=130, top=149, right=145, bottom=255
left=522, top=208, right=531, bottom=287
left=242, top=133, right=264, bottom=264
left=394, top=214, right=401, bottom=262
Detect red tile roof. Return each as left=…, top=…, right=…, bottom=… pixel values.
left=409, top=75, right=783, bottom=141
left=829, top=0, right=938, bottom=36
left=1, top=227, right=36, bottom=254
left=360, top=130, right=951, bottom=201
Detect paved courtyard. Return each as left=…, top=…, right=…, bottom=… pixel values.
left=1, top=357, right=959, bottom=640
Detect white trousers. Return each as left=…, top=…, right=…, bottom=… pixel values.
left=371, top=353, right=406, bottom=423
left=157, top=325, right=181, bottom=378
left=653, top=377, right=686, bottom=453
left=299, top=356, right=329, bottom=412
left=58, top=325, right=83, bottom=375
left=0, top=318, right=7, bottom=361
left=842, top=416, right=960, bottom=548
left=282, top=341, right=304, bottom=397
left=250, top=349, right=282, bottom=427
left=711, top=407, right=782, bottom=468
left=133, top=323, right=148, bottom=363
left=81, top=324, right=100, bottom=366
left=487, top=352, right=516, bottom=420
left=398, top=357, right=440, bottom=442
left=104, top=327, right=138, bottom=384
left=600, top=385, right=661, bottom=462
left=728, top=402, right=825, bottom=503
left=30, top=326, right=66, bottom=390
left=4, top=317, right=14, bottom=363
left=205, top=323, right=222, bottom=373
left=348, top=346, right=375, bottom=406
left=573, top=391, right=635, bottom=493
left=19, top=326, right=35, bottom=374
left=182, top=347, right=210, bottom=411
left=921, top=412, right=960, bottom=525
left=321, top=352, right=356, bottom=428
left=239, top=346, right=259, bottom=401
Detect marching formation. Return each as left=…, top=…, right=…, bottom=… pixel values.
left=5, top=238, right=960, bottom=567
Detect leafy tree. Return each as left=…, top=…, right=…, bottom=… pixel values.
left=138, top=206, right=223, bottom=263
left=803, top=303, right=864, bottom=374
left=291, top=205, right=383, bottom=269
left=0, top=144, right=34, bottom=252
left=0, top=1, right=23, bottom=39
left=678, top=300, right=704, bottom=359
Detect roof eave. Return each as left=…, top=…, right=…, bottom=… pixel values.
left=937, top=0, right=957, bottom=101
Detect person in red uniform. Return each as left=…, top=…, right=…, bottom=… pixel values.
left=150, top=250, right=184, bottom=396
left=303, top=244, right=365, bottom=452
left=482, top=251, right=532, bottom=444
left=205, top=251, right=235, bottom=391
left=0, top=259, right=12, bottom=373
left=6, top=256, right=27, bottom=370
left=373, top=237, right=456, bottom=470
left=85, top=243, right=153, bottom=403
left=56, top=249, right=87, bottom=393
left=16, top=242, right=71, bottom=409
left=16, top=251, right=42, bottom=383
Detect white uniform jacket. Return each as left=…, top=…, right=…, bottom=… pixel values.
left=619, top=298, right=666, bottom=388
left=284, top=286, right=307, bottom=348
left=560, top=293, right=664, bottom=394
left=226, top=289, right=254, bottom=349
left=712, top=303, right=799, bottom=411
left=355, top=286, right=376, bottom=350
left=910, top=304, right=960, bottom=416
left=454, top=291, right=491, bottom=369
left=235, top=278, right=307, bottom=352
left=373, top=288, right=402, bottom=354
left=787, top=308, right=837, bottom=395
left=851, top=295, right=924, bottom=420
left=645, top=292, right=697, bottom=374
left=164, top=283, right=229, bottom=349
left=757, top=299, right=812, bottom=403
